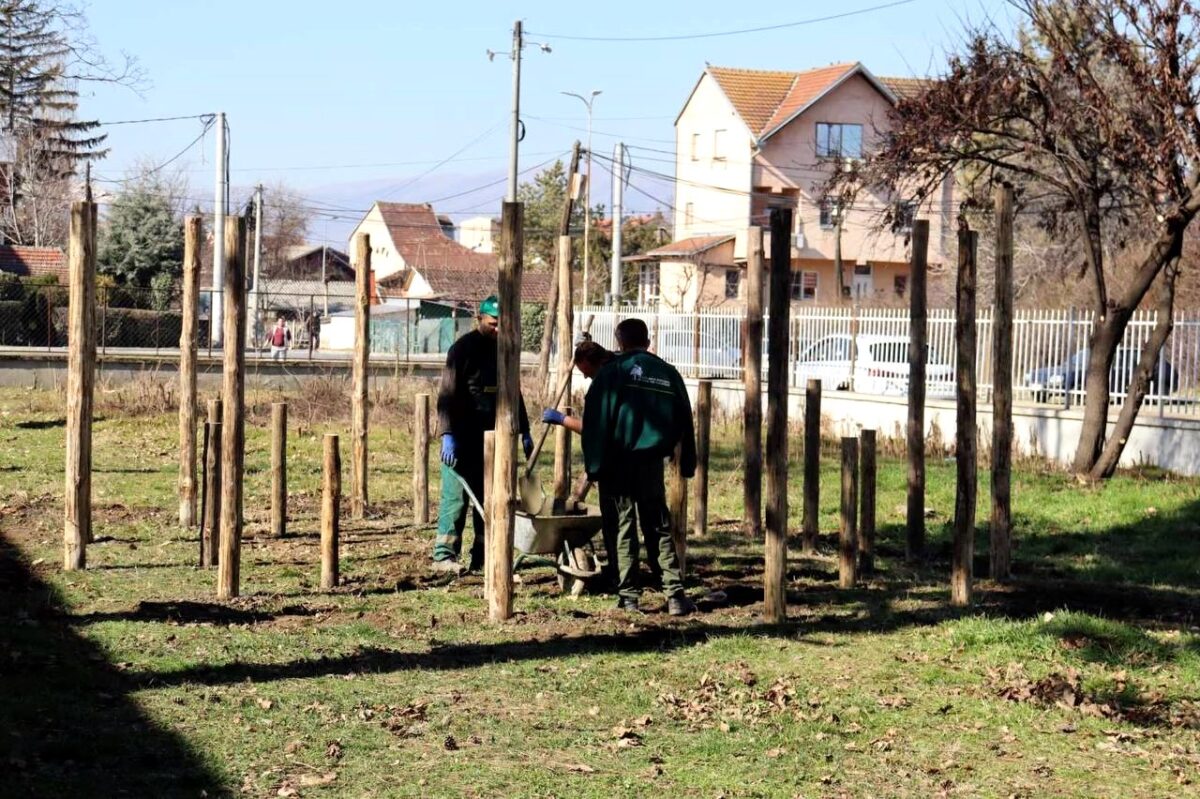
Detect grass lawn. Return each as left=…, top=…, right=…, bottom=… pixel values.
left=1, top=380, right=1198, bottom=798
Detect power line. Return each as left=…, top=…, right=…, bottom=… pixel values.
left=97, top=113, right=214, bottom=126
left=377, top=119, right=506, bottom=201
left=527, top=0, right=918, bottom=42
left=92, top=117, right=216, bottom=186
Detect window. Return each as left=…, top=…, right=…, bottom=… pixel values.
left=713, top=129, right=727, bottom=160
left=894, top=275, right=908, bottom=297
left=815, top=122, right=863, bottom=159
left=638, top=262, right=660, bottom=305
left=819, top=198, right=840, bottom=229
left=852, top=264, right=873, bottom=299
left=893, top=200, right=916, bottom=233
left=684, top=202, right=694, bottom=226
left=724, top=268, right=740, bottom=299
left=690, top=132, right=700, bottom=161
left=790, top=270, right=818, bottom=301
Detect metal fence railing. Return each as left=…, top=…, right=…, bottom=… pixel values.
left=0, top=281, right=474, bottom=360
left=574, top=304, right=1200, bottom=418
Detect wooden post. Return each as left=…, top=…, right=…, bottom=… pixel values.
left=693, top=380, right=712, bottom=539
left=859, top=429, right=877, bottom=575
left=64, top=199, right=96, bottom=570
left=952, top=225, right=979, bottom=607
left=553, top=407, right=572, bottom=505
left=537, top=142, right=581, bottom=395
left=991, top=184, right=1015, bottom=581
left=691, top=311, right=702, bottom=378
left=271, top=402, right=287, bottom=537
left=907, top=219, right=930, bottom=561
left=552, top=233, right=574, bottom=500
left=217, top=216, right=246, bottom=600
left=802, top=378, right=821, bottom=553
left=743, top=226, right=764, bottom=538
left=413, top=393, right=430, bottom=525
left=763, top=208, right=792, bottom=623
left=839, top=437, right=859, bottom=588
left=202, top=421, right=221, bottom=567
left=351, top=233, right=371, bottom=519
left=668, top=440, right=689, bottom=577
left=178, top=215, right=201, bottom=529
left=488, top=202, right=522, bottom=622
left=483, top=430, right=495, bottom=600
left=321, top=433, right=341, bottom=590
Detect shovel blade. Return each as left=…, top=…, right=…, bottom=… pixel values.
left=518, top=471, right=545, bottom=515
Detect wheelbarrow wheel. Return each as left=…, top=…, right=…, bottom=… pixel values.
left=557, top=546, right=595, bottom=597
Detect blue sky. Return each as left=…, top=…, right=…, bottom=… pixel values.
left=80, top=0, right=1006, bottom=245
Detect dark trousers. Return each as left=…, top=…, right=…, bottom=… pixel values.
left=598, top=457, right=683, bottom=601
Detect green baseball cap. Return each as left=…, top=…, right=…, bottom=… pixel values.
left=479, top=295, right=500, bottom=318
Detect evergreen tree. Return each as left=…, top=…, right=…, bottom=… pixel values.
left=0, top=1, right=120, bottom=244
left=98, top=175, right=183, bottom=288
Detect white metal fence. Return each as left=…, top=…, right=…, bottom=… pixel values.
left=574, top=304, right=1200, bottom=418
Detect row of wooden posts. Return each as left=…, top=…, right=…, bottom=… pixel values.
left=62, top=182, right=1015, bottom=624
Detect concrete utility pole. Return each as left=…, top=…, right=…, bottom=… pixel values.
left=211, top=112, right=227, bottom=346
left=562, top=90, right=601, bottom=304
left=609, top=142, right=626, bottom=305
left=491, top=21, right=550, bottom=204
left=507, top=21, right=523, bottom=203
left=249, top=184, right=263, bottom=347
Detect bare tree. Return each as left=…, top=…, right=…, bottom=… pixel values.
left=834, top=0, right=1200, bottom=478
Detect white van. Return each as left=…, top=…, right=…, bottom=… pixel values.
left=793, top=334, right=955, bottom=398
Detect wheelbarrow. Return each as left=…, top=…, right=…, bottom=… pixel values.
left=514, top=502, right=606, bottom=596
left=448, top=469, right=606, bottom=595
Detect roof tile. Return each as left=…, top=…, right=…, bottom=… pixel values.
left=0, top=245, right=66, bottom=282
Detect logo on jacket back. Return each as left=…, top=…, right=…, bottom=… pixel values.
left=628, top=361, right=671, bottom=390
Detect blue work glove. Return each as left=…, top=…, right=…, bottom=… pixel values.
left=542, top=408, right=566, bottom=426
left=440, top=433, right=457, bottom=467
left=522, top=432, right=534, bottom=459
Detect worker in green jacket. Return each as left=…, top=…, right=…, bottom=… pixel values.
left=432, top=295, right=533, bottom=575
left=575, top=317, right=697, bottom=615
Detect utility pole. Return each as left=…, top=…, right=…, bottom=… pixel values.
left=249, top=184, right=263, bottom=347
left=211, top=112, right=227, bottom=346
left=609, top=142, right=626, bottom=305
left=490, top=22, right=550, bottom=204
left=506, top=20, right=522, bottom=203
left=562, top=90, right=601, bottom=304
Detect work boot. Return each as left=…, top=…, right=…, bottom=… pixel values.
left=616, top=596, right=643, bottom=613
left=430, top=559, right=464, bottom=575
left=668, top=594, right=697, bottom=617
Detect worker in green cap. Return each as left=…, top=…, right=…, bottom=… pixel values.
left=432, top=294, right=533, bottom=574
left=572, top=317, right=698, bottom=615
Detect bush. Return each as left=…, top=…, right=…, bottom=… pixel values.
left=0, top=272, right=21, bottom=301
left=521, top=302, right=546, bottom=353
left=98, top=307, right=183, bottom=348
left=0, top=300, right=23, bottom=343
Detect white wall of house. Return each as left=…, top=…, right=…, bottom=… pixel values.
left=674, top=73, right=754, bottom=243
left=348, top=204, right=407, bottom=281
left=458, top=216, right=498, bottom=254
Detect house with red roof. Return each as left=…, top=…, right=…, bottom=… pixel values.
left=636, top=62, right=951, bottom=310
left=348, top=201, right=549, bottom=308
left=0, top=244, right=67, bottom=283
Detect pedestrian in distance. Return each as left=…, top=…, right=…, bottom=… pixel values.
left=570, top=318, right=698, bottom=616
left=432, top=295, right=534, bottom=575
left=266, top=317, right=292, bottom=361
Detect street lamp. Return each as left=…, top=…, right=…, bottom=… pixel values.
left=561, top=90, right=601, bottom=304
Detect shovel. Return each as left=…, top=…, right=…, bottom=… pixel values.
left=518, top=367, right=574, bottom=515
left=517, top=315, right=595, bottom=515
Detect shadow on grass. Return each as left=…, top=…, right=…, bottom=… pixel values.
left=0, top=536, right=227, bottom=798
left=68, top=599, right=327, bottom=627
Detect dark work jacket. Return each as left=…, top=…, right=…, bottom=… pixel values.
left=581, top=349, right=697, bottom=481
left=436, top=329, right=530, bottom=444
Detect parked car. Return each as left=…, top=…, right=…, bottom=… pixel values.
left=654, top=330, right=741, bottom=376
left=793, top=334, right=955, bottom=398
left=1023, top=346, right=1180, bottom=403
